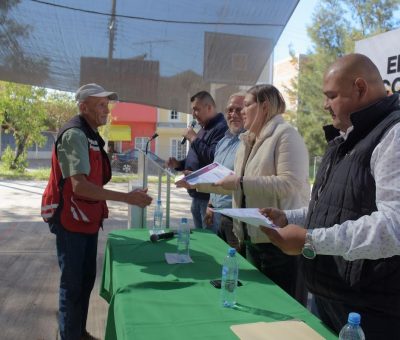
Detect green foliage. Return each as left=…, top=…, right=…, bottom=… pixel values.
left=307, top=0, right=352, bottom=57
left=295, top=0, right=400, bottom=157
left=347, top=0, right=400, bottom=36
left=0, top=81, right=48, bottom=169
left=44, top=91, right=76, bottom=131
left=0, top=165, right=50, bottom=180
left=0, top=145, right=27, bottom=172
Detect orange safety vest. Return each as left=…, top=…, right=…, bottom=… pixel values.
left=41, top=115, right=111, bottom=234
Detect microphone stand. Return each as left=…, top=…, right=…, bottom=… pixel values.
left=146, top=133, right=159, bottom=155
left=145, top=138, right=150, bottom=155
left=143, top=133, right=159, bottom=186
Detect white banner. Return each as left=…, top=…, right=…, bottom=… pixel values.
left=355, top=28, right=400, bottom=94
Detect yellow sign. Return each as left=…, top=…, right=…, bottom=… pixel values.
left=100, top=125, right=131, bottom=141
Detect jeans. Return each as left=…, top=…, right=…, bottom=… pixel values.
left=211, top=211, right=221, bottom=234
left=190, top=197, right=209, bottom=229
left=53, top=223, right=98, bottom=340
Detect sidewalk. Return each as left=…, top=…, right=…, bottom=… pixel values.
left=0, top=180, right=193, bottom=340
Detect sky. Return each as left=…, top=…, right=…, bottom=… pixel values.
left=274, top=0, right=319, bottom=62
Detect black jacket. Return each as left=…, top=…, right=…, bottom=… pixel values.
left=176, top=113, right=228, bottom=199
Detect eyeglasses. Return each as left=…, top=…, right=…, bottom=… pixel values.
left=225, top=107, right=243, bottom=115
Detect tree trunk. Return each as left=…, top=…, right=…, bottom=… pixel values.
left=11, top=134, right=28, bottom=170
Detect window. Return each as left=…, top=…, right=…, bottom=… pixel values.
left=135, top=137, right=147, bottom=151
left=170, top=138, right=186, bottom=160
left=170, top=110, right=179, bottom=120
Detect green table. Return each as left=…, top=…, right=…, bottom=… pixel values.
left=100, top=229, right=336, bottom=339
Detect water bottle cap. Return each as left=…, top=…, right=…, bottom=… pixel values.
left=228, top=248, right=236, bottom=256
left=348, top=312, right=361, bottom=325
left=157, top=199, right=162, bottom=204
left=181, top=218, right=188, bottom=223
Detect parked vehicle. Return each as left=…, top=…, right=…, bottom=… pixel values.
left=111, top=148, right=165, bottom=173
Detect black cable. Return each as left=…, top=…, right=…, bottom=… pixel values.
left=29, top=0, right=284, bottom=27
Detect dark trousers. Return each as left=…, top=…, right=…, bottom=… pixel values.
left=53, top=223, right=98, bottom=340
left=246, top=242, right=297, bottom=298
left=217, top=215, right=240, bottom=250
left=314, top=295, right=400, bottom=339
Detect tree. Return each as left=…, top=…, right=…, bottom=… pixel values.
left=44, top=91, right=76, bottom=131
left=0, top=0, right=49, bottom=85
left=0, top=81, right=47, bottom=169
left=295, top=0, right=400, bottom=157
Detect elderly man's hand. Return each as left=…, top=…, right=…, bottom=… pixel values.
left=260, top=224, right=307, bottom=255
left=259, top=207, right=288, bottom=227
left=175, top=179, right=195, bottom=189
left=214, top=174, right=240, bottom=190
left=126, top=188, right=152, bottom=208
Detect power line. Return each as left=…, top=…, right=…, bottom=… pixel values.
left=29, top=0, right=284, bottom=27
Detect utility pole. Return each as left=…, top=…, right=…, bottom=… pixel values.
left=108, top=0, right=117, bottom=65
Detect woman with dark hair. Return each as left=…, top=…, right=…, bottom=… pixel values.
left=215, top=84, right=310, bottom=299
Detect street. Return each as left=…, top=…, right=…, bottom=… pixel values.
left=0, top=180, right=192, bottom=339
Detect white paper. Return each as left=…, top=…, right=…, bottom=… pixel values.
left=149, top=229, right=165, bottom=236
left=212, top=208, right=278, bottom=230
left=165, top=253, right=193, bottom=264
left=175, top=162, right=233, bottom=185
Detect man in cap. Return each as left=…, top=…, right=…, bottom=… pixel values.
left=41, top=83, right=152, bottom=340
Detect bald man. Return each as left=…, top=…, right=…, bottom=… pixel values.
left=259, top=54, right=400, bottom=338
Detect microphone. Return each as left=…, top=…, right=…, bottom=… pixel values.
left=181, top=120, right=197, bottom=145
left=150, top=231, right=175, bottom=243
left=149, top=133, right=159, bottom=141
left=146, top=133, right=159, bottom=154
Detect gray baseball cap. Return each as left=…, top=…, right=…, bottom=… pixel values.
left=75, top=83, right=118, bottom=102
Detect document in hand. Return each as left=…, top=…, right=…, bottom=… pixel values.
left=176, top=162, right=233, bottom=185
left=212, top=208, right=277, bottom=230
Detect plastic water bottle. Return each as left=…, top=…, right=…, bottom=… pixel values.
left=338, top=312, right=365, bottom=340
left=221, top=248, right=239, bottom=308
left=177, top=217, right=190, bottom=262
left=152, top=199, right=163, bottom=235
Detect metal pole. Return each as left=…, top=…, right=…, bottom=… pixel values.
left=166, top=173, right=171, bottom=228
left=142, top=155, right=148, bottom=229
left=158, top=171, right=162, bottom=201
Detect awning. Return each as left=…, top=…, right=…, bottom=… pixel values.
left=100, top=125, right=131, bottom=141
left=1, top=1, right=299, bottom=113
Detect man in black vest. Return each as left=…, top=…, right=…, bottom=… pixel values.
left=259, top=54, right=400, bottom=339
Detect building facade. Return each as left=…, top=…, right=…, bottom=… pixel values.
left=155, top=108, right=189, bottom=161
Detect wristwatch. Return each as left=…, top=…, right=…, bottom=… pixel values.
left=302, top=230, right=316, bottom=259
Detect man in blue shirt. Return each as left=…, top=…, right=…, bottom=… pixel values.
left=205, top=93, right=245, bottom=248
left=167, top=91, right=228, bottom=229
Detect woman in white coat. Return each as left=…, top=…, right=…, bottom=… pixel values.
left=215, top=84, right=310, bottom=298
